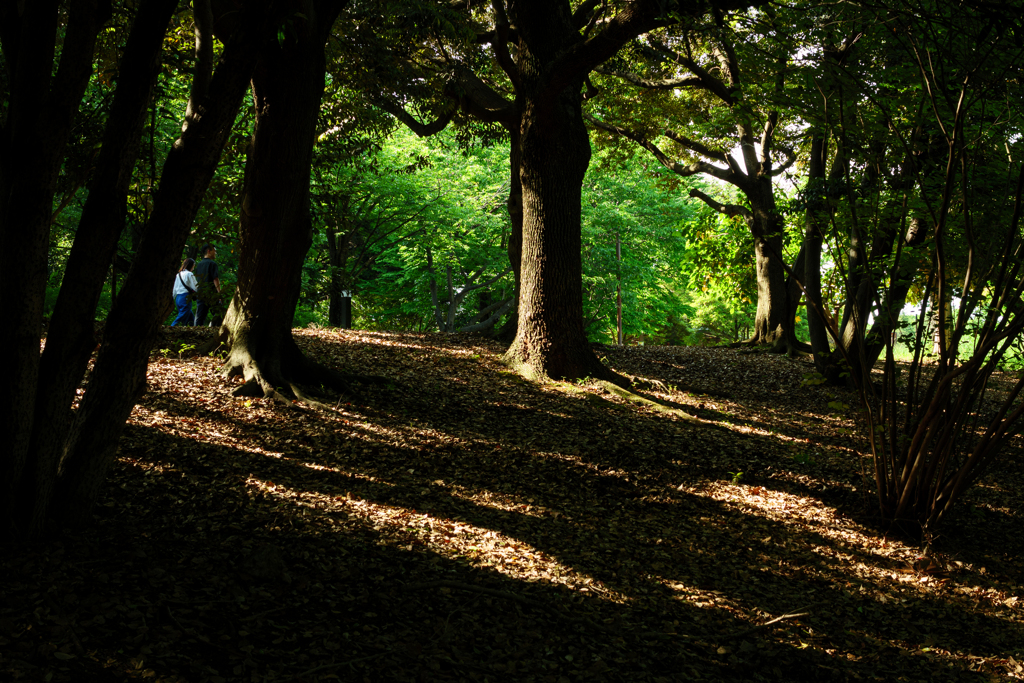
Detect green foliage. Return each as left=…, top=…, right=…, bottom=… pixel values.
left=580, top=153, right=693, bottom=343
left=307, top=127, right=512, bottom=331
left=800, top=371, right=828, bottom=388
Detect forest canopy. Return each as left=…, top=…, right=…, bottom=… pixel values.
left=3, top=0, right=1024, bottom=539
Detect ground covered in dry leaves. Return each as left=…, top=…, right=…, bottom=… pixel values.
left=3, top=328, right=1024, bottom=682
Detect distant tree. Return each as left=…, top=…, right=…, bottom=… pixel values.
left=579, top=152, right=692, bottom=343
left=586, top=8, right=803, bottom=351
left=311, top=129, right=513, bottom=333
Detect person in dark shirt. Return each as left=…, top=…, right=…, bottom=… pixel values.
left=193, top=243, right=222, bottom=326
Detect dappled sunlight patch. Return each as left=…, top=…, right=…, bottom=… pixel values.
left=22, top=328, right=1014, bottom=682
left=244, top=472, right=601, bottom=592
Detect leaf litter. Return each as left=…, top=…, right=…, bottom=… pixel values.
left=2, top=328, right=1023, bottom=682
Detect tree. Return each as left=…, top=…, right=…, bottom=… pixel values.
left=499, top=0, right=765, bottom=379
left=586, top=7, right=803, bottom=351
left=217, top=0, right=368, bottom=401
left=812, top=0, right=1024, bottom=532
left=579, top=151, right=692, bottom=343
left=2, top=0, right=280, bottom=537
left=311, top=128, right=514, bottom=333
left=375, top=0, right=763, bottom=381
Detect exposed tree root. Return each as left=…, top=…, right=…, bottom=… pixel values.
left=728, top=337, right=763, bottom=349
left=222, top=333, right=392, bottom=409
left=592, top=380, right=701, bottom=422
left=726, top=333, right=812, bottom=358
left=500, top=351, right=630, bottom=389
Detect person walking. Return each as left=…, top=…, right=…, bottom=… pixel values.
left=172, top=258, right=199, bottom=326
left=194, top=243, right=222, bottom=326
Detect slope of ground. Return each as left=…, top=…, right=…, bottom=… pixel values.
left=2, top=328, right=1022, bottom=682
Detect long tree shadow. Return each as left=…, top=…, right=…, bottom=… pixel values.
left=8, top=331, right=1019, bottom=682
left=111, top=403, right=1024, bottom=681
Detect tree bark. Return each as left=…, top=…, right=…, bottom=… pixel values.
left=25, top=0, right=179, bottom=534
left=802, top=136, right=845, bottom=382
left=686, top=183, right=791, bottom=349
left=220, top=0, right=351, bottom=401
left=0, top=0, right=110, bottom=536
left=501, top=1, right=619, bottom=382
left=50, top=0, right=279, bottom=532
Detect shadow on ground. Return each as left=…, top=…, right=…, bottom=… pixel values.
left=2, top=330, right=1021, bottom=682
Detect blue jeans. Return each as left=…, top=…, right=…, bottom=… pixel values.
left=172, top=293, right=194, bottom=326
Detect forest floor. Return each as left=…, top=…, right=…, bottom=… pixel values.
left=3, top=328, right=1024, bottom=683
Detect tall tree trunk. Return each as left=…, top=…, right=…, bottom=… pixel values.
left=50, top=1, right=278, bottom=532
left=802, top=137, right=845, bottom=382
left=24, top=0, right=179, bottom=533
left=748, top=180, right=789, bottom=347
left=776, top=242, right=810, bottom=355
left=0, top=0, right=110, bottom=535
left=501, top=2, right=620, bottom=383
left=220, top=0, right=351, bottom=401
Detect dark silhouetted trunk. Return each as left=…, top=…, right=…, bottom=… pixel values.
left=802, top=137, right=845, bottom=382
left=0, top=0, right=110, bottom=536
left=52, top=2, right=276, bottom=531
left=27, top=0, right=179, bottom=532
left=1, top=0, right=274, bottom=537
left=221, top=0, right=350, bottom=400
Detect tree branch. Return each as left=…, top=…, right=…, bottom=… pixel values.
left=183, top=0, right=214, bottom=133
left=587, top=115, right=737, bottom=185
left=594, top=65, right=705, bottom=91
left=375, top=98, right=454, bottom=138
left=459, top=297, right=512, bottom=333
left=644, top=38, right=737, bottom=104
left=488, top=0, right=520, bottom=89
left=449, top=64, right=517, bottom=125
left=688, top=187, right=752, bottom=224
left=661, top=128, right=728, bottom=163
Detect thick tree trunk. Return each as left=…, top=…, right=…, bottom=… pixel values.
left=501, top=2, right=620, bottom=383
left=747, top=180, right=789, bottom=347
left=776, top=242, right=811, bottom=355
left=688, top=183, right=793, bottom=350
left=220, top=0, right=351, bottom=401
left=751, top=231, right=787, bottom=344
left=0, top=0, right=109, bottom=535
left=49, top=2, right=277, bottom=532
